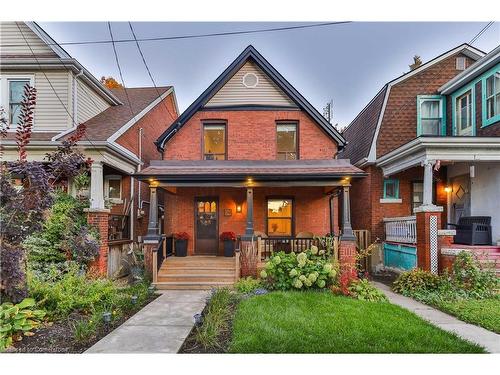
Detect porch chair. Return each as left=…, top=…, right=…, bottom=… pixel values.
left=448, top=216, right=492, bottom=245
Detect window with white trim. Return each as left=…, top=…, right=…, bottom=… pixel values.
left=484, top=72, right=500, bottom=123
left=0, top=76, right=34, bottom=128
left=417, top=96, right=445, bottom=136
left=456, top=90, right=473, bottom=136
left=104, top=175, right=122, bottom=202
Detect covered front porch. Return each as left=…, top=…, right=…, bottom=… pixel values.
left=136, top=159, right=366, bottom=287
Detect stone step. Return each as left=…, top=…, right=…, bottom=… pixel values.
left=154, top=281, right=234, bottom=290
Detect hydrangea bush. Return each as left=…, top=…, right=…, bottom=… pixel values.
left=259, top=246, right=338, bottom=291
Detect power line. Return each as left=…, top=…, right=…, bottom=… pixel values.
left=3, top=21, right=352, bottom=48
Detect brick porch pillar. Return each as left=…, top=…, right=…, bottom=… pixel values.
left=438, top=229, right=456, bottom=273
left=340, top=185, right=357, bottom=273
left=415, top=205, right=443, bottom=273
left=86, top=208, right=110, bottom=276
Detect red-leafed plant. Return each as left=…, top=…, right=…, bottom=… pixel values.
left=220, top=231, right=236, bottom=241
left=15, top=85, right=37, bottom=162
left=338, top=268, right=358, bottom=296
left=174, top=232, right=190, bottom=240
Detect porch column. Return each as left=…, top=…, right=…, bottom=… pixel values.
left=89, top=162, right=105, bottom=209
left=144, top=184, right=160, bottom=279
left=340, top=185, right=357, bottom=274
left=422, top=159, right=435, bottom=206
left=244, top=187, right=254, bottom=237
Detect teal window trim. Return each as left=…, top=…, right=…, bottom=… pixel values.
left=451, top=81, right=476, bottom=136
left=481, top=63, right=500, bottom=128
left=416, top=95, right=446, bottom=136
left=383, top=179, right=400, bottom=199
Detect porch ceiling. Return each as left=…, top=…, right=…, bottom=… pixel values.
left=376, top=137, right=500, bottom=176
left=135, top=159, right=366, bottom=186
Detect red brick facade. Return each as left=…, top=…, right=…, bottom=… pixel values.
left=86, top=209, right=110, bottom=275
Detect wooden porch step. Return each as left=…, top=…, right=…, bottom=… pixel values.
left=157, top=274, right=235, bottom=283
left=153, top=281, right=234, bottom=290
left=159, top=267, right=235, bottom=274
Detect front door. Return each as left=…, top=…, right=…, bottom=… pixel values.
left=195, top=197, right=219, bottom=255
left=450, top=174, right=471, bottom=224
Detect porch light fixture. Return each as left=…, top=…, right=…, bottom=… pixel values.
left=236, top=204, right=242, bottom=213
left=246, top=177, right=253, bottom=185
left=444, top=186, right=452, bottom=193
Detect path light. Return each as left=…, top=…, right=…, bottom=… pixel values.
left=102, top=311, right=112, bottom=324
left=148, top=285, right=156, bottom=294
left=193, top=313, right=203, bottom=327
left=131, top=295, right=138, bottom=304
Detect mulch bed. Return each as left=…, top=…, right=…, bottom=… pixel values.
left=179, top=298, right=238, bottom=354
left=5, top=294, right=158, bottom=354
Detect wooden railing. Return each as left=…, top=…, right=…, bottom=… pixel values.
left=152, top=235, right=174, bottom=284
left=383, top=216, right=417, bottom=244
left=260, top=237, right=320, bottom=260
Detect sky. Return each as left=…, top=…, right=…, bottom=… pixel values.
left=39, top=22, right=500, bottom=128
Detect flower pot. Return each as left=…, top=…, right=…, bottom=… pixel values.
left=223, top=240, right=235, bottom=257
left=175, top=239, right=188, bottom=257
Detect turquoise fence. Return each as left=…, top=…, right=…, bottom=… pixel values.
left=383, top=242, right=417, bottom=270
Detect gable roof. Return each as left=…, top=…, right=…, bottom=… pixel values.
left=155, top=45, right=346, bottom=151
left=340, top=43, right=485, bottom=166
left=56, top=87, right=174, bottom=141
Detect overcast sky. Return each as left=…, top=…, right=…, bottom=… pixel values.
left=40, top=22, right=500, bottom=128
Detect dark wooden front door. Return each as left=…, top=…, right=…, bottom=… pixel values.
left=195, top=197, right=219, bottom=255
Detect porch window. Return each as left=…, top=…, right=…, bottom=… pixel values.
left=276, top=122, right=298, bottom=160
left=104, top=175, right=122, bottom=202
left=453, top=87, right=475, bottom=136
left=412, top=181, right=423, bottom=213
left=267, top=198, right=293, bottom=236
left=8, top=79, right=30, bottom=126
left=416, top=95, right=445, bottom=136
left=203, top=123, right=226, bottom=160
left=483, top=70, right=500, bottom=126
left=383, top=179, right=399, bottom=199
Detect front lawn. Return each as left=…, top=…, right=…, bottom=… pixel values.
left=229, top=291, right=484, bottom=353
left=433, top=297, right=500, bottom=333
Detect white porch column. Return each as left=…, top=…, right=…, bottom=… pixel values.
left=90, top=162, right=105, bottom=210
left=422, top=159, right=435, bottom=206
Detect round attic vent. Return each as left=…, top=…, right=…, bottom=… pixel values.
left=242, top=72, right=259, bottom=88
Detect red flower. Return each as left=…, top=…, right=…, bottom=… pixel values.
left=220, top=231, right=236, bottom=241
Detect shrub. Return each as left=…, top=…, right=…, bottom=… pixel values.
left=393, top=269, right=442, bottom=295
left=260, top=250, right=337, bottom=291
left=0, top=298, right=46, bottom=351
left=235, top=277, right=262, bottom=294
left=451, top=251, right=498, bottom=298
left=72, top=317, right=98, bottom=343
left=348, top=279, right=388, bottom=302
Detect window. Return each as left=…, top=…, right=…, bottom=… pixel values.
left=483, top=70, right=500, bottom=126
left=412, top=182, right=424, bottom=213
left=203, top=123, right=226, bottom=160
left=105, top=175, right=122, bottom=202
left=267, top=198, right=293, bottom=237
left=456, top=90, right=473, bottom=135
left=383, top=179, right=399, bottom=199
left=276, top=122, right=298, bottom=160
left=456, top=57, right=466, bottom=71
left=8, top=80, right=30, bottom=125
left=417, top=96, right=445, bottom=136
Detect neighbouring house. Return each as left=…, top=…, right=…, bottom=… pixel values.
left=0, top=22, right=179, bottom=275
left=341, top=43, right=500, bottom=274
left=136, top=45, right=366, bottom=289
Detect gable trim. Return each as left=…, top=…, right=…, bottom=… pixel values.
left=155, top=45, right=346, bottom=151
left=25, top=22, right=72, bottom=59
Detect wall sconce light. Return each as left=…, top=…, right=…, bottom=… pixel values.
left=444, top=186, right=452, bottom=193
left=236, top=204, right=242, bottom=213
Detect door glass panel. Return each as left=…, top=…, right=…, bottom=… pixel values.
left=198, top=201, right=205, bottom=213
left=210, top=201, right=217, bottom=212
left=204, top=201, right=210, bottom=212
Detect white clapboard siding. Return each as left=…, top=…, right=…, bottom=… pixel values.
left=33, top=70, right=72, bottom=131
left=205, top=61, right=296, bottom=107
left=77, top=80, right=110, bottom=124
left=0, top=22, right=56, bottom=57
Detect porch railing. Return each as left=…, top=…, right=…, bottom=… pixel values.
left=152, top=235, right=174, bottom=284
left=259, top=237, right=320, bottom=260
left=383, top=216, right=417, bottom=244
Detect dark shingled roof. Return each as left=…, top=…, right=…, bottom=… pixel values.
left=62, top=86, right=172, bottom=141
left=136, top=159, right=365, bottom=181
left=340, top=86, right=387, bottom=165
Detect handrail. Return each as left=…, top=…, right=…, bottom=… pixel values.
left=384, top=216, right=417, bottom=244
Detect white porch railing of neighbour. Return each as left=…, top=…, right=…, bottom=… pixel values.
left=384, top=216, right=417, bottom=244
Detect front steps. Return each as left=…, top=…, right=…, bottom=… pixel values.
left=154, top=256, right=236, bottom=290
left=442, top=245, right=500, bottom=275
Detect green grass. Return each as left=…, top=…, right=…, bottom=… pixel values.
left=229, top=291, right=485, bottom=353
left=432, top=297, right=500, bottom=334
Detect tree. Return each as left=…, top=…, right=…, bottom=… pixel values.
left=409, top=55, right=423, bottom=71
left=100, top=76, right=123, bottom=89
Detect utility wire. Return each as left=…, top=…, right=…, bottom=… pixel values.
left=3, top=21, right=352, bottom=47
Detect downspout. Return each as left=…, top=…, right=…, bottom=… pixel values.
left=138, top=128, right=144, bottom=209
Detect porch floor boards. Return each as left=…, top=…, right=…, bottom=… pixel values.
left=155, top=256, right=236, bottom=290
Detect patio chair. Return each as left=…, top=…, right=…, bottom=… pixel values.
left=448, top=216, right=492, bottom=245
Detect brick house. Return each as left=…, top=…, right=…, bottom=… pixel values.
left=0, top=22, right=179, bottom=275
left=136, top=46, right=365, bottom=289
left=341, top=43, right=500, bottom=273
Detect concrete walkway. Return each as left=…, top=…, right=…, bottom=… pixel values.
left=373, top=282, right=500, bottom=353
left=86, top=290, right=208, bottom=353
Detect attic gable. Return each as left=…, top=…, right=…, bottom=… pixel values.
left=205, top=61, right=297, bottom=108
left=0, top=22, right=56, bottom=57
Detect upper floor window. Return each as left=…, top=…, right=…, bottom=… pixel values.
left=455, top=90, right=474, bottom=136
left=417, top=96, right=445, bottom=136
left=276, top=122, right=298, bottom=160
left=483, top=69, right=500, bottom=127
left=203, top=123, right=226, bottom=160
left=0, top=77, right=33, bottom=127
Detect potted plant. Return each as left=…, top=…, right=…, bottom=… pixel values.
left=174, top=232, right=189, bottom=257
left=220, top=231, right=236, bottom=257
